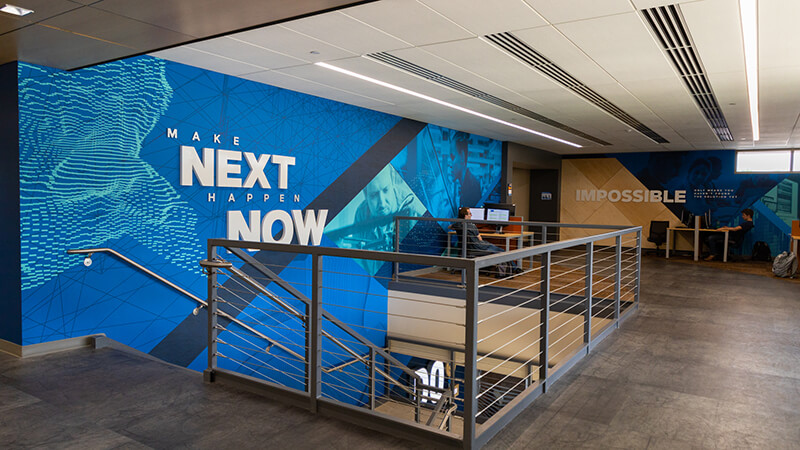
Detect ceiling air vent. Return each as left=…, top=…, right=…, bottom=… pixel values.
left=485, top=32, right=669, bottom=144
left=641, top=4, right=733, bottom=141
left=366, top=51, right=610, bottom=146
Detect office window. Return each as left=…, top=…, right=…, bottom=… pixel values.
left=736, top=150, right=792, bottom=173
left=794, top=150, right=800, bottom=172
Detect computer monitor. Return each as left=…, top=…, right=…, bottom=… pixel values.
left=468, top=207, right=485, bottom=220
left=483, top=202, right=515, bottom=216
left=486, top=208, right=510, bottom=222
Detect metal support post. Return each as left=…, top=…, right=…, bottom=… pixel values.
left=584, top=242, right=593, bottom=347
left=463, top=261, right=479, bottom=448
left=461, top=223, right=468, bottom=285
left=309, top=254, right=323, bottom=412
left=369, top=347, right=376, bottom=410
left=614, top=235, right=622, bottom=325
left=207, top=245, right=219, bottom=374
left=539, top=251, right=550, bottom=391
left=635, top=230, right=642, bottom=305
left=394, top=218, right=400, bottom=282
left=541, top=225, right=548, bottom=245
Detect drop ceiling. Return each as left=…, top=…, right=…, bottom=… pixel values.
left=3, top=0, right=799, bottom=155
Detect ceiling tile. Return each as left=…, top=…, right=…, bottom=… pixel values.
left=524, top=0, right=633, bottom=24
left=509, top=26, right=618, bottom=86
left=187, top=36, right=307, bottom=70
left=631, top=0, right=705, bottom=9
left=151, top=46, right=268, bottom=77
left=555, top=12, right=676, bottom=83
left=41, top=7, right=195, bottom=52
left=280, top=11, right=411, bottom=55
left=419, top=0, right=547, bottom=35
left=419, top=37, right=557, bottom=97
left=240, top=69, right=397, bottom=109
left=231, top=25, right=356, bottom=63
left=680, top=0, right=744, bottom=74
left=759, top=0, right=800, bottom=70
left=11, top=23, right=131, bottom=69
left=93, top=0, right=368, bottom=38
left=1, top=0, right=83, bottom=21
left=342, top=0, right=474, bottom=46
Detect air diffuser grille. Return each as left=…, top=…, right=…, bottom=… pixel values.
left=485, top=32, right=669, bottom=144
left=641, top=4, right=733, bottom=141
left=366, top=51, right=610, bottom=146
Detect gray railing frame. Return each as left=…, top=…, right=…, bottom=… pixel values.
left=202, top=221, right=641, bottom=449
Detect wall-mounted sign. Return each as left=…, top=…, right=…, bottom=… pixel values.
left=541, top=192, right=552, bottom=201
left=575, top=189, right=686, bottom=204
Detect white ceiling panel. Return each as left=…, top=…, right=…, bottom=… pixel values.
left=341, top=0, right=474, bottom=46
left=382, top=45, right=525, bottom=97
left=419, top=0, right=547, bottom=35
left=621, top=77, right=709, bottom=129
left=418, top=38, right=560, bottom=96
left=239, top=70, right=396, bottom=109
left=681, top=0, right=744, bottom=75
left=188, top=36, right=307, bottom=70
left=631, top=0, right=704, bottom=9
left=152, top=46, right=267, bottom=76
left=758, top=0, right=800, bottom=70
left=231, top=25, right=356, bottom=63
left=760, top=66, right=800, bottom=143
left=509, top=26, right=618, bottom=86
left=524, top=0, right=633, bottom=24
left=279, top=11, right=411, bottom=55
left=313, top=55, right=504, bottom=104
left=149, top=0, right=799, bottom=154
left=556, top=12, right=675, bottom=83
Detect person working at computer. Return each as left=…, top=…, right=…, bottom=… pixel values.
left=704, top=208, right=754, bottom=261
left=450, top=207, right=522, bottom=274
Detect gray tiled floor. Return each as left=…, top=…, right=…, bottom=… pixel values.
left=1, top=257, right=798, bottom=449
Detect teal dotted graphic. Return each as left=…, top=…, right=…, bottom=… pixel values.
left=19, top=59, right=203, bottom=291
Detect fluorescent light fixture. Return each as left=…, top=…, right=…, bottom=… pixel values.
left=735, top=150, right=790, bottom=172
left=740, top=0, right=759, bottom=141
left=0, top=3, right=33, bottom=16
left=314, top=62, right=582, bottom=148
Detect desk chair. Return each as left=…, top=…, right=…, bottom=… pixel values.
left=726, top=226, right=754, bottom=261
left=647, top=221, right=669, bottom=256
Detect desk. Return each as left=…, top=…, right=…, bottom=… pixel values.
left=447, top=231, right=535, bottom=266
left=666, top=217, right=729, bottom=262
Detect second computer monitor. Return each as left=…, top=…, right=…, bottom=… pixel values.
left=486, top=208, right=510, bottom=222
left=468, top=207, right=485, bottom=220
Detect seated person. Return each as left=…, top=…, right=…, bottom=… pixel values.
left=450, top=207, right=522, bottom=274
left=704, top=208, right=754, bottom=261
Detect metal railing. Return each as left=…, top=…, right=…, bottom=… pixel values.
left=66, top=247, right=302, bottom=360
left=200, top=220, right=641, bottom=449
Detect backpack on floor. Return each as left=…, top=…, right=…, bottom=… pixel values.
left=772, top=252, right=798, bottom=278
left=752, top=241, right=772, bottom=261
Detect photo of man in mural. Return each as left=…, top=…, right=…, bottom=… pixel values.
left=325, top=164, right=426, bottom=275
left=450, top=131, right=482, bottom=210
left=352, top=165, right=424, bottom=251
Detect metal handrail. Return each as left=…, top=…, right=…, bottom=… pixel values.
left=215, top=260, right=445, bottom=399
left=67, top=248, right=303, bottom=360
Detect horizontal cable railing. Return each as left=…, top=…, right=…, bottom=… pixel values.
left=201, top=219, right=641, bottom=449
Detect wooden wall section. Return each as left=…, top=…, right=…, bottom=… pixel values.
left=560, top=158, right=690, bottom=249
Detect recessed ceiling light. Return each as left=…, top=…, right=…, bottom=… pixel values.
left=739, top=0, right=759, bottom=141
left=314, top=62, right=582, bottom=148
left=0, top=4, right=33, bottom=16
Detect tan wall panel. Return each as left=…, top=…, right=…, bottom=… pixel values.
left=560, top=158, right=683, bottom=249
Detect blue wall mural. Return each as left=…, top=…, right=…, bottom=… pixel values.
left=612, top=151, right=798, bottom=255
left=16, top=54, right=503, bottom=389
